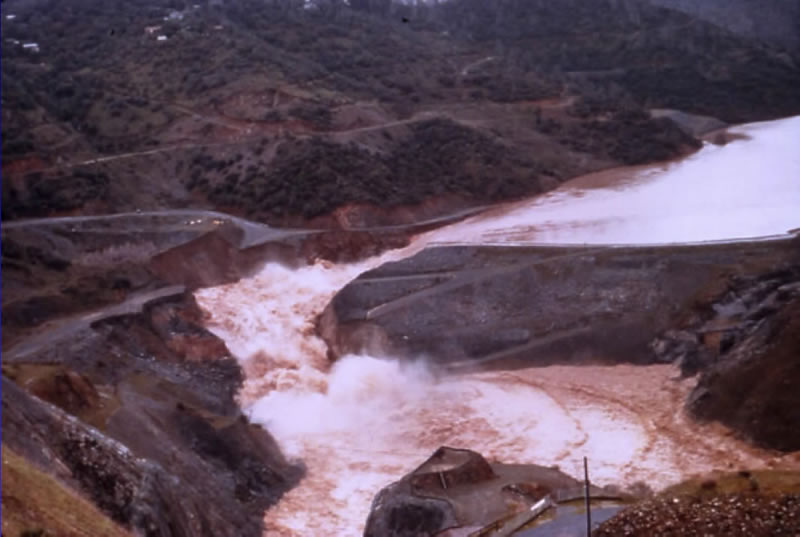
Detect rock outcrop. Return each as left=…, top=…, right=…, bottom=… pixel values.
left=1, top=291, right=303, bottom=537
left=652, top=268, right=800, bottom=451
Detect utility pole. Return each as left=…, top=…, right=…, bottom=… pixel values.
left=584, top=456, right=592, bottom=537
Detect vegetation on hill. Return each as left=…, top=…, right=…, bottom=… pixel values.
left=1, top=0, right=797, bottom=223
left=434, top=0, right=800, bottom=123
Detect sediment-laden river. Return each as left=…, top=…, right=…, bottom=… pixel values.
left=194, top=116, right=800, bottom=535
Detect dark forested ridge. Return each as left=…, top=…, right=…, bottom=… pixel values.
left=1, top=0, right=798, bottom=223
left=646, top=0, right=800, bottom=52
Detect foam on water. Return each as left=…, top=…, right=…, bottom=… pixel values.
left=193, top=116, right=800, bottom=536
left=195, top=262, right=792, bottom=536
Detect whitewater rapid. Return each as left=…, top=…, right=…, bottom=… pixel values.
left=194, top=115, right=800, bottom=536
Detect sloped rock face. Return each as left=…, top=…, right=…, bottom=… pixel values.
left=324, top=237, right=800, bottom=454
left=322, top=237, right=800, bottom=370
left=1, top=291, right=303, bottom=537
left=147, top=230, right=306, bottom=289
left=3, top=378, right=301, bottom=537
left=653, top=268, right=800, bottom=451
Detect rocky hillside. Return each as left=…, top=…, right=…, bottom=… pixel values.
left=2, top=0, right=798, bottom=224
left=653, top=267, right=800, bottom=451
left=2, top=282, right=304, bottom=537
left=0, top=215, right=326, bottom=536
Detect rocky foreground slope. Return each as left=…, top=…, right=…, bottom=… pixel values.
left=1, top=217, right=314, bottom=536
left=594, top=471, right=800, bottom=537
left=2, top=286, right=303, bottom=536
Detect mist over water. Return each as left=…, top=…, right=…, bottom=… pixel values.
left=194, top=116, right=800, bottom=535
left=195, top=269, right=788, bottom=535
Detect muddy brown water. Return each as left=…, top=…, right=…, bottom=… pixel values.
left=193, top=115, right=800, bottom=535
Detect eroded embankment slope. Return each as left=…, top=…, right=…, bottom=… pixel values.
left=323, top=236, right=799, bottom=366
left=322, top=235, right=800, bottom=452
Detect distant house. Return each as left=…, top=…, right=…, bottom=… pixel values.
left=6, top=14, right=17, bottom=20
left=144, top=25, right=162, bottom=35
left=22, top=42, right=40, bottom=52
left=156, top=35, right=168, bottom=41
left=164, top=11, right=184, bottom=21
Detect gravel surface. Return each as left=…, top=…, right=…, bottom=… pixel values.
left=594, top=493, right=800, bottom=537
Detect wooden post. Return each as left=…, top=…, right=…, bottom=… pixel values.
left=584, top=456, right=592, bottom=537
